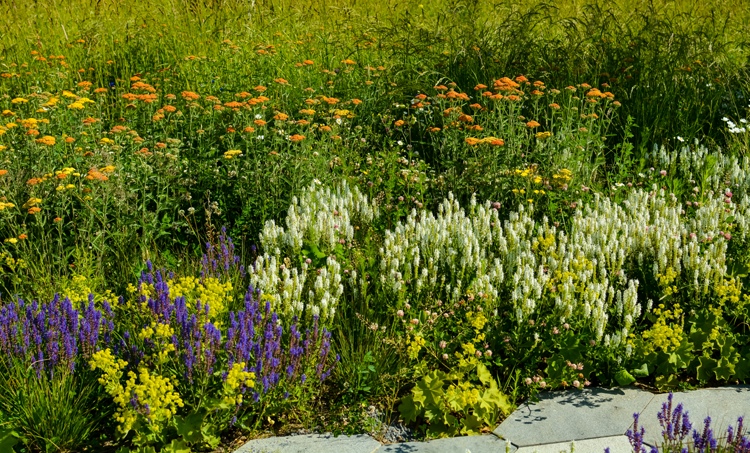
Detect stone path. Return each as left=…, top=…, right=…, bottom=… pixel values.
left=235, top=385, right=750, bottom=453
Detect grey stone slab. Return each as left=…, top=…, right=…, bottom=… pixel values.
left=494, top=387, right=655, bottom=447
left=234, top=433, right=382, bottom=453
left=635, top=386, right=750, bottom=447
left=376, top=434, right=514, bottom=453
left=515, top=435, right=632, bottom=453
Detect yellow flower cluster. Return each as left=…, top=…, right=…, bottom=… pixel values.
left=91, top=348, right=184, bottom=435
left=551, top=169, right=572, bottom=187
left=407, top=335, right=426, bottom=360
left=90, top=348, right=128, bottom=387
left=715, top=278, right=742, bottom=307
left=446, top=381, right=481, bottom=406
left=22, top=197, right=42, bottom=209
left=657, top=267, right=680, bottom=297
left=224, top=150, right=242, bottom=159
left=68, top=96, right=94, bottom=110
left=170, top=276, right=233, bottom=319
left=467, top=311, right=487, bottom=333
left=139, top=322, right=176, bottom=362
left=0, top=250, right=25, bottom=273
left=62, top=275, right=117, bottom=310
left=223, top=362, right=255, bottom=406
left=641, top=303, right=684, bottom=353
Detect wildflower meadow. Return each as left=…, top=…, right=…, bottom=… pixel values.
left=2, top=0, right=750, bottom=451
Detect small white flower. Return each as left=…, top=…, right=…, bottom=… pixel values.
left=741, top=119, right=748, bottom=124
left=677, top=136, right=684, bottom=142
left=397, top=141, right=404, bottom=146
left=255, top=114, right=263, bottom=119
left=313, top=179, right=321, bottom=185
left=722, top=117, right=729, bottom=122
left=336, top=118, right=342, bottom=125
left=257, top=135, right=265, bottom=140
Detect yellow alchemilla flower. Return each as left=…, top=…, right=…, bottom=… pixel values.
left=1, top=110, right=14, bottom=116
left=68, top=102, right=85, bottom=110
left=56, top=185, right=65, bottom=191
left=66, top=184, right=75, bottom=190
left=62, top=91, right=77, bottom=98
left=11, top=98, right=28, bottom=104
left=6, top=123, right=17, bottom=128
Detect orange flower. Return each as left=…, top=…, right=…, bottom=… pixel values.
left=56, top=173, right=68, bottom=180
left=254, top=119, right=267, bottom=126
left=457, top=114, right=473, bottom=123
left=341, top=59, right=357, bottom=65
left=244, top=126, right=256, bottom=133
left=465, top=137, right=481, bottom=145
left=469, top=103, right=482, bottom=109
left=54, top=217, right=62, bottom=222
left=351, top=99, right=362, bottom=105
left=394, top=120, right=405, bottom=127
left=181, top=91, right=200, bottom=100
left=320, top=125, right=332, bottom=132
left=273, top=113, right=289, bottom=120
left=65, top=137, right=76, bottom=143
left=434, top=85, right=448, bottom=90
left=254, top=86, right=267, bottom=92
left=289, top=134, right=305, bottom=142
left=156, top=142, right=167, bottom=149
left=26, top=178, right=40, bottom=185
left=0, top=170, right=7, bottom=176
left=331, top=135, right=341, bottom=140
left=274, top=78, right=289, bottom=85
left=28, top=207, right=41, bottom=214
left=490, top=139, right=504, bottom=146
left=474, top=84, right=487, bottom=90
left=303, top=60, right=314, bottom=65
left=429, top=127, right=441, bottom=132
left=526, top=121, right=541, bottom=128
left=18, top=234, right=27, bottom=240
left=549, top=103, right=561, bottom=109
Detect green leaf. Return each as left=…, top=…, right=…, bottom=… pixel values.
left=655, top=374, right=679, bottom=392
left=735, top=357, right=750, bottom=381
left=614, top=369, right=636, bottom=386
left=162, top=440, right=191, bottom=453
left=398, top=395, right=418, bottom=424
left=477, top=363, right=493, bottom=387
left=481, top=387, right=512, bottom=416
left=631, top=363, right=650, bottom=378
left=460, top=414, right=484, bottom=436
left=175, top=411, right=207, bottom=443
left=0, top=429, right=18, bottom=453
left=697, top=357, right=718, bottom=382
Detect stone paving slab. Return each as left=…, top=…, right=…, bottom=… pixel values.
left=635, top=386, right=750, bottom=447
left=235, top=433, right=381, bottom=453
left=514, top=435, right=632, bottom=453
left=375, top=434, right=513, bottom=453
left=494, top=387, right=655, bottom=447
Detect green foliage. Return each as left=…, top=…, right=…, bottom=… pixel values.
left=398, top=360, right=510, bottom=438
left=0, top=364, right=112, bottom=452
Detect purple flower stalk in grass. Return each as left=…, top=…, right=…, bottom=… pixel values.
left=658, top=392, right=692, bottom=447
left=0, top=293, right=114, bottom=377
left=615, top=393, right=750, bottom=453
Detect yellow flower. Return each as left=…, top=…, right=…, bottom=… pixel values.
left=11, top=98, right=28, bottom=104
left=4, top=238, right=18, bottom=244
